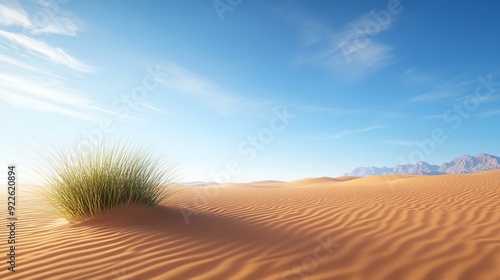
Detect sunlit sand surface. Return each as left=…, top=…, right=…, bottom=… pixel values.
left=1, top=172, right=499, bottom=279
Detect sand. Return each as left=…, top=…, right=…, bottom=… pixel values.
left=1, top=171, right=499, bottom=279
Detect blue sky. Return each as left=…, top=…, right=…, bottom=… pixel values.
left=1, top=0, right=500, bottom=183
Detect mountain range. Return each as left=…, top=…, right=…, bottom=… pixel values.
left=348, top=153, right=500, bottom=176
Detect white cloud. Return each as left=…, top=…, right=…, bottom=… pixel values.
left=156, top=61, right=273, bottom=115
left=0, top=30, right=95, bottom=72
left=420, top=114, right=444, bottom=120
left=327, top=42, right=393, bottom=81
left=408, top=74, right=500, bottom=104
left=0, top=89, right=96, bottom=121
left=410, top=90, right=458, bottom=103
left=0, top=72, right=123, bottom=121
left=0, top=54, right=62, bottom=77
left=0, top=1, right=82, bottom=36
left=0, top=72, right=92, bottom=107
left=479, top=110, right=500, bottom=118
left=0, top=71, right=143, bottom=122
left=0, top=1, right=102, bottom=122
left=140, top=103, right=173, bottom=116
left=0, top=2, right=31, bottom=28
left=477, top=93, right=500, bottom=104
left=404, top=67, right=416, bottom=75
left=296, top=12, right=396, bottom=81
left=31, top=14, right=81, bottom=36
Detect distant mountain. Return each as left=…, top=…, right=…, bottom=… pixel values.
left=348, top=154, right=500, bottom=177
left=394, top=161, right=441, bottom=175
left=348, top=166, right=393, bottom=177
left=438, top=153, right=500, bottom=174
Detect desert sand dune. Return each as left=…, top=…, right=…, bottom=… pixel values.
left=249, top=180, right=286, bottom=185
left=283, top=176, right=359, bottom=188
left=1, top=173, right=499, bottom=279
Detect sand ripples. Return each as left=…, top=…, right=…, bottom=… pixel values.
left=1, top=172, right=499, bottom=279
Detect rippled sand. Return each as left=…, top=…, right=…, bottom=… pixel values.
left=1, top=171, right=499, bottom=279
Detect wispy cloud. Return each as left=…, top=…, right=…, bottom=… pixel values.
left=421, top=114, right=444, bottom=119
left=402, top=67, right=435, bottom=85
left=0, top=1, right=150, bottom=124
left=0, top=69, right=142, bottom=122
left=313, top=125, right=384, bottom=140
left=295, top=12, right=396, bottom=81
left=139, top=103, right=173, bottom=116
left=0, top=89, right=97, bottom=121
left=406, top=73, right=500, bottom=105
left=0, top=71, right=120, bottom=121
left=0, top=54, right=62, bottom=77
left=410, top=90, right=459, bottom=103
left=479, top=110, right=500, bottom=118
left=0, top=1, right=81, bottom=36
left=470, top=93, right=500, bottom=104
left=301, top=106, right=407, bottom=119
left=0, top=2, right=101, bottom=121
left=0, top=30, right=95, bottom=72
left=0, top=1, right=31, bottom=28
left=156, top=61, right=273, bottom=115
left=404, top=67, right=416, bottom=75
left=297, top=19, right=333, bottom=47
left=0, top=72, right=91, bottom=107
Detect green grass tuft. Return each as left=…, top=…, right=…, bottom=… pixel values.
left=39, top=138, right=176, bottom=221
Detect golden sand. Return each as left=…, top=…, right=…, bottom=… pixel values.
left=1, top=171, right=499, bottom=279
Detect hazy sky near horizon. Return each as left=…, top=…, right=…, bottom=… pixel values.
left=1, top=0, right=500, bottom=183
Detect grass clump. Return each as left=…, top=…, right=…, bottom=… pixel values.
left=39, top=138, right=176, bottom=221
